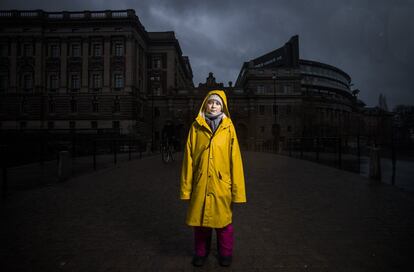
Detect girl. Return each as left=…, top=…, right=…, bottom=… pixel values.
left=180, top=90, right=246, bottom=267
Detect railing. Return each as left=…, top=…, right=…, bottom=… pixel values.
left=0, top=9, right=136, bottom=20
left=255, top=135, right=413, bottom=192
left=0, top=130, right=150, bottom=198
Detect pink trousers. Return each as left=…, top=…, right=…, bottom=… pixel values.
left=194, top=223, right=234, bottom=257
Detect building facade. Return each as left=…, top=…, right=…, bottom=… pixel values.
left=1, top=9, right=384, bottom=153
left=230, top=35, right=366, bottom=150
left=0, top=9, right=193, bottom=144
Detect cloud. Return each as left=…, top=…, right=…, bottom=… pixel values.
left=1, top=0, right=413, bottom=108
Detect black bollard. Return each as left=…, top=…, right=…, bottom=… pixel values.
left=369, top=144, right=381, bottom=183
left=129, top=139, right=132, bottom=161
left=338, top=137, right=342, bottom=169
left=113, top=140, right=117, bottom=165
left=93, top=140, right=96, bottom=170
left=1, top=145, right=8, bottom=199
left=316, top=137, right=320, bottom=161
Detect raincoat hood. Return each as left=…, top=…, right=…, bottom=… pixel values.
left=196, top=90, right=230, bottom=129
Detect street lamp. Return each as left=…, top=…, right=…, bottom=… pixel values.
left=272, top=72, right=278, bottom=152
left=272, top=72, right=277, bottom=119
left=150, top=79, right=154, bottom=153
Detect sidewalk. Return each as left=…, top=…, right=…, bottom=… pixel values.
left=1, top=151, right=153, bottom=192
left=1, top=152, right=413, bottom=271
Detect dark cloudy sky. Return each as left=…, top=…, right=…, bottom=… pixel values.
left=1, top=0, right=413, bottom=109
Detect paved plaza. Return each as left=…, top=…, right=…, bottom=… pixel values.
left=1, top=152, right=413, bottom=271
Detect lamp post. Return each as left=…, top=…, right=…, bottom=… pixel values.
left=150, top=79, right=154, bottom=153
left=272, top=72, right=278, bottom=152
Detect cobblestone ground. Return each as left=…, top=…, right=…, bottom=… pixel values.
left=1, top=152, right=413, bottom=271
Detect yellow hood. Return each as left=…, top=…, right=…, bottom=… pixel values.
left=196, top=90, right=230, bottom=127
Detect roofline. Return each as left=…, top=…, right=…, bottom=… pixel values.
left=299, top=59, right=351, bottom=82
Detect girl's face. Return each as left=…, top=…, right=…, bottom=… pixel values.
left=205, top=99, right=222, bottom=114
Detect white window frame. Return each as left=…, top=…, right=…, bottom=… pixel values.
left=23, top=73, right=33, bottom=90
left=114, top=73, right=124, bottom=89
left=92, top=73, right=102, bottom=89
left=70, top=74, right=80, bottom=90
left=49, top=74, right=59, bottom=90
left=50, top=44, right=60, bottom=58
left=71, top=43, right=81, bottom=57
left=92, top=43, right=102, bottom=57
left=23, top=43, right=33, bottom=57
left=114, top=43, right=124, bottom=56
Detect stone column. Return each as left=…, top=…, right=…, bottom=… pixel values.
left=60, top=38, right=68, bottom=93
left=10, top=38, right=17, bottom=92
left=103, top=36, right=111, bottom=92
left=125, top=35, right=133, bottom=92
left=81, top=37, right=89, bottom=92
left=35, top=37, right=43, bottom=92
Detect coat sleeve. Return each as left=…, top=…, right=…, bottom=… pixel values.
left=230, top=125, right=247, bottom=203
left=180, top=125, right=194, bottom=200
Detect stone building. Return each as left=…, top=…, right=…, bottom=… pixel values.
left=1, top=9, right=381, bottom=154
left=0, top=9, right=193, bottom=144
left=233, top=35, right=362, bottom=150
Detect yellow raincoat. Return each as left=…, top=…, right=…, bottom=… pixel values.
left=180, top=90, right=246, bottom=228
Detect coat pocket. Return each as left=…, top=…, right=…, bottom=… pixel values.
left=218, top=170, right=231, bottom=185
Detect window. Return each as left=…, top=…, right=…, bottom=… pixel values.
left=0, top=74, right=7, bottom=91
left=91, top=121, right=98, bottom=129
left=92, top=43, right=102, bottom=57
left=70, top=74, right=80, bottom=90
left=114, top=74, right=124, bottom=89
left=114, top=43, right=124, bottom=56
left=152, top=57, right=161, bottom=69
left=70, top=99, right=77, bottom=113
left=23, top=44, right=33, bottom=56
left=92, top=74, right=102, bottom=89
left=71, top=43, right=81, bottom=57
left=257, top=85, right=265, bottom=94
left=48, top=100, right=55, bottom=113
left=47, top=121, right=54, bottom=129
left=286, top=105, right=292, bottom=114
left=152, top=86, right=161, bottom=96
left=112, top=121, right=120, bottom=129
left=287, top=125, right=292, bottom=132
left=50, top=44, right=60, bottom=57
left=49, top=74, right=58, bottom=91
left=23, top=74, right=33, bottom=90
